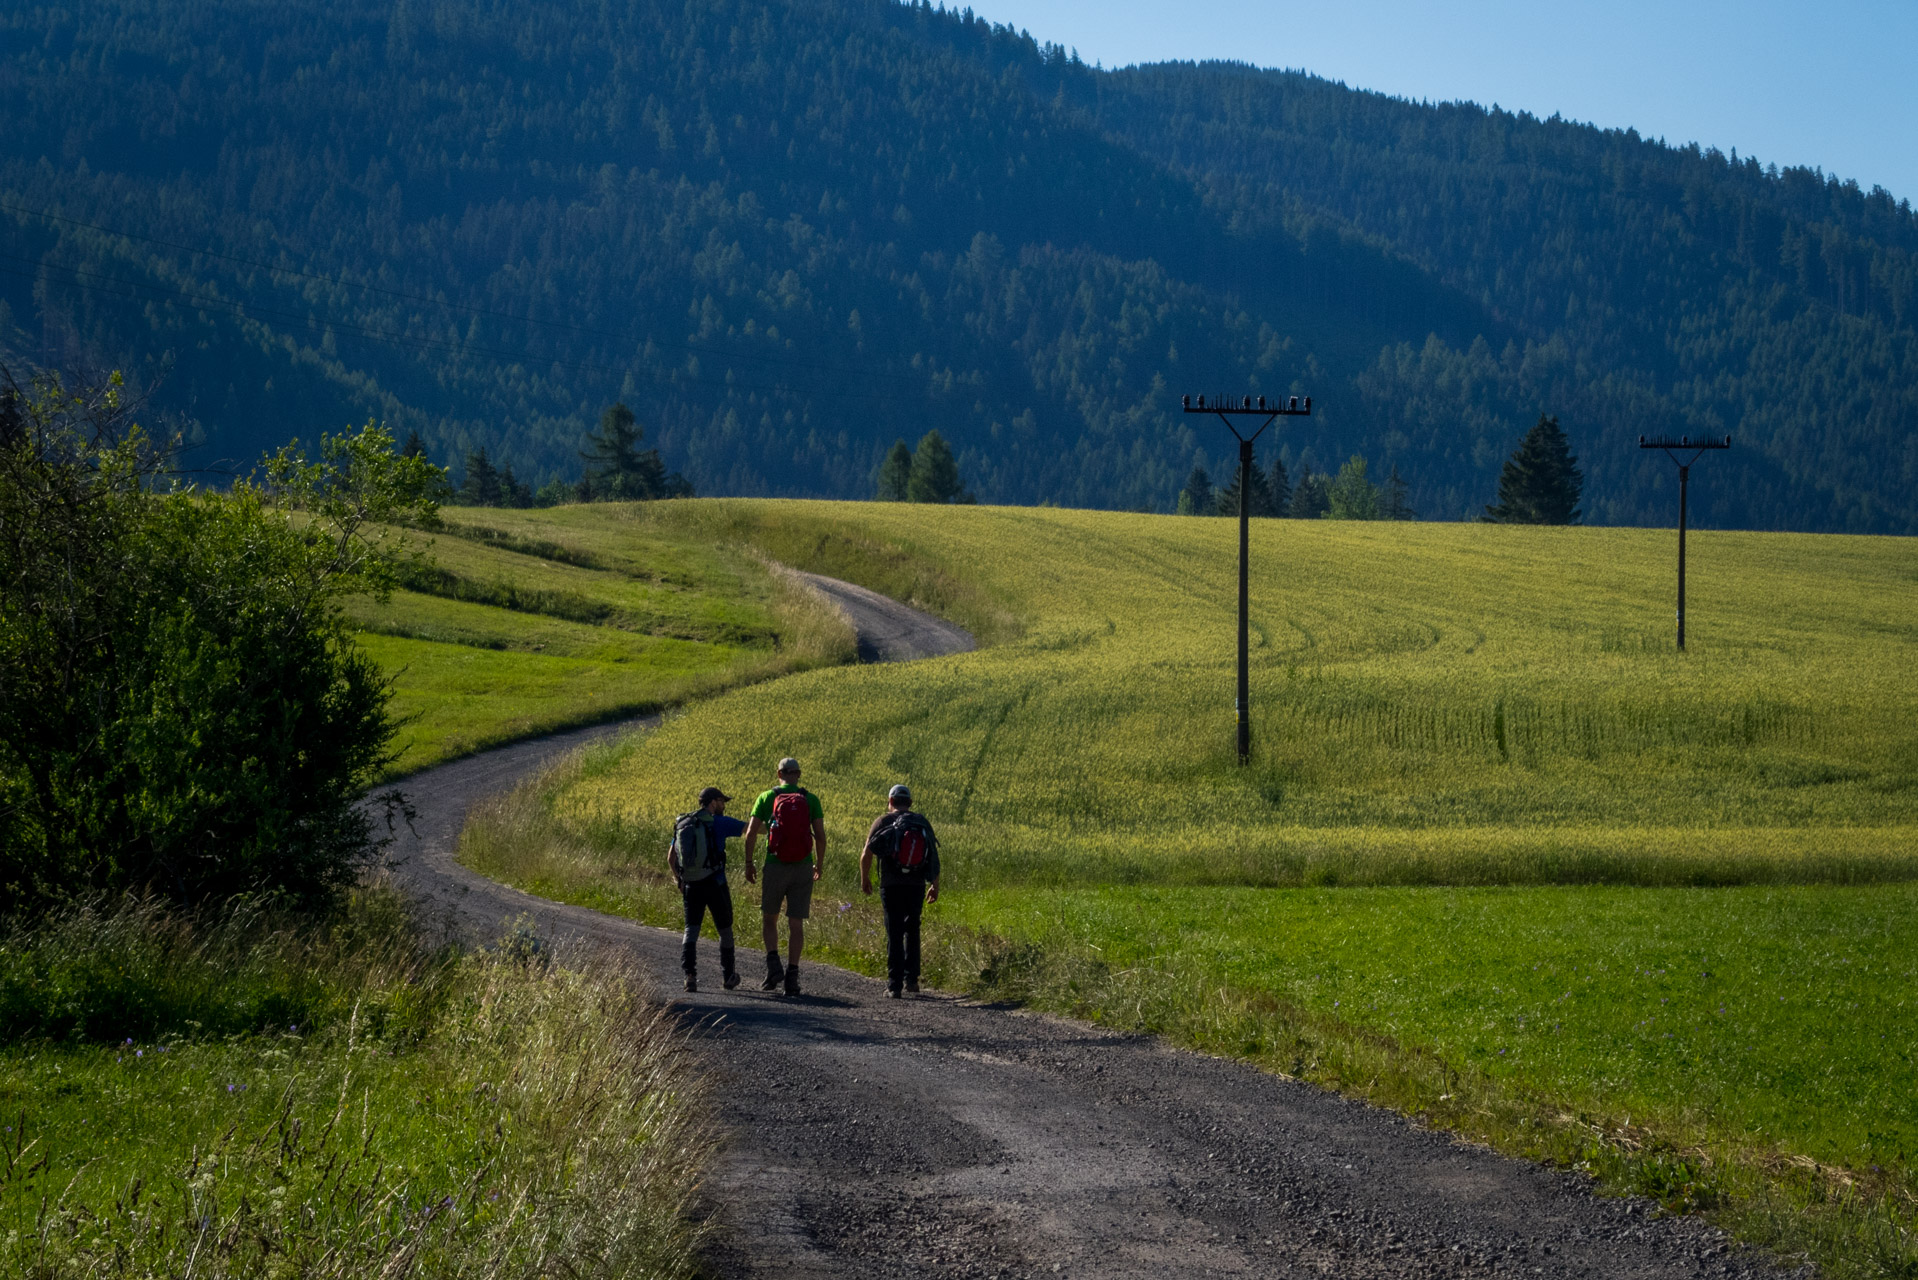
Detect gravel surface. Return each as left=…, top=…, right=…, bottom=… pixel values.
left=384, top=576, right=1804, bottom=1280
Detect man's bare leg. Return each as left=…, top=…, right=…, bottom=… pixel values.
left=789, top=917, right=805, bottom=966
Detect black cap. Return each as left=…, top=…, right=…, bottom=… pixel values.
left=698, top=786, right=731, bottom=804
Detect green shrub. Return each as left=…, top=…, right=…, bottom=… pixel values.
left=0, top=369, right=439, bottom=909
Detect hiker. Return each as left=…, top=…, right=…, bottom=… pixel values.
left=741, top=756, right=827, bottom=996
left=667, top=785, right=747, bottom=993
left=860, top=783, right=941, bottom=998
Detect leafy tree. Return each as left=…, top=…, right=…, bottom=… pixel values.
left=0, top=368, right=439, bottom=910
left=1214, top=454, right=1276, bottom=517
left=1483, top=414, right=1583, bottom=524
left=1327, top=455, right=1381, bottom=520
left=1289, top=464, right=1330, bottom=519
left=460, top=447, right=503, bottom=506
left=1383, top=465, right=1416, bottom=520
left=1268, top=458, right=1291, bottom=515
left=906, top=429, right=971, bottom=503
left=876, top=439, right=914, bottom=500
left=1176, top=464, right=1213, bottom=515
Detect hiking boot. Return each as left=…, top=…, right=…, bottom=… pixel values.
left=761, top=955, right=785, bottom=991
left=722, top=969, right=741, bottom=990
left=683, top=974, right=698, bottom=993
left=905, top=978, right=920, bottom=994
left=886, top=985, right=902, bottom=999
left=784, top=964, right=801, bottom=997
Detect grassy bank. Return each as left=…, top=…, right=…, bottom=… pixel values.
left=350, top=504, right=856, bottom=771
left=0, top=894, right=709, bottom=1279
left=451, top=499, right=1918, bottom=1276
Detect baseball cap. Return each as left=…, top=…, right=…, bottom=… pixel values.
left=777, top=756, right=801, bottom=774
left=888, top=784, right=912, bottom=802
left=698, top=786, right=731, bottom=804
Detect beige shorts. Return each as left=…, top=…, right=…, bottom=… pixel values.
left=759, top=858, right=814, bottom=919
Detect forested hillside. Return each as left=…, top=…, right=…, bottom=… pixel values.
left=0, top=0, right=1912, bottom=529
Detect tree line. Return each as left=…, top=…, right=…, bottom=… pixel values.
left=420, top=402, right=694, bottom=508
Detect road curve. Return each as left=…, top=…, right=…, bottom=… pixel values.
left=385, top=576, right=1795, bottom=1280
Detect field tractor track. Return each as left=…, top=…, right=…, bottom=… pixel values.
left=386, top=575, right=1802, bottom=1280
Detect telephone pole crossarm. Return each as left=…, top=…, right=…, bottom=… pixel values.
left=1182, top=392, right=1314, bottom=764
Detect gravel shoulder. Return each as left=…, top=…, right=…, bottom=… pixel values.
left=384, top=576, right=1799, bottom=1280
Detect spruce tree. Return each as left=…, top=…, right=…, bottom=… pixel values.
left=1176, top=464, right=1213, bottom=515
left=1383, top=465, right=1416, bottom=520
left=1483, top=414, right=1583, bottom=524
left=1214, top=452, right=1275, bottom=517
left=875, top=439, right=913, bottom=500
left=906, top=429, right=970, bottom=503
left=581, top=401, right=669, bottom=500
left=460, top=447, right=502, bottom=506
left=1268, top=458, right=1291, bottom=515
left=1289, top=464, right=1329, bottom=518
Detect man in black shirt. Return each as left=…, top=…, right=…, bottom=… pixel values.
left=859, top=783, right=942, bottom=998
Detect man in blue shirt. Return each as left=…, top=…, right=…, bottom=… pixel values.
left=668, top=785, right=748, bottom=992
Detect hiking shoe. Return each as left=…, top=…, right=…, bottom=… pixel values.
left=722, top=970, right=741, bottom=991
left=683, top=974, right=698, bottom=993
left=784, top=965, right=801, bottom=997
left=886, top=985, right=902, bottom=999
left=760, top=957, right=784, bottom=991
left=905, top=978, right=920, bottom=994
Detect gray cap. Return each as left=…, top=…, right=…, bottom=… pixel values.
left=777, top=756, right=801, bottom=774
left=888, top=784, right=912, bottom=802
left=698, top=786, right=731, bottom=804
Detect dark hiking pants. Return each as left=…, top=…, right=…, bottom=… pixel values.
left=881, top=882, right=927, bottom=987
left=682, top=875, right=736, bottom=976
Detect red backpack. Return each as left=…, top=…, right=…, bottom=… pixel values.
left=873, top=811, right=936, bottom=870
left=767, top=790, right=814, bottom=863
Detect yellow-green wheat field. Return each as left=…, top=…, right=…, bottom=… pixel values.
left=553, top=501, right=1918, bottom=888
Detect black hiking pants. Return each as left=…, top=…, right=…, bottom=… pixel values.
left=681, top=875, right=736, bottom=976
left=881, top=882, right=926, bottom=987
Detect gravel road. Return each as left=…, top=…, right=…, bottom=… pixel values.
left=385, top=576, right=1801, bottom=1280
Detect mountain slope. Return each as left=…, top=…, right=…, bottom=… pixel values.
left=0, top=0, right=1912, bottom=529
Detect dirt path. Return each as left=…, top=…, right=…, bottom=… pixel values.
left=385, top=577, right=1797, bottom=1280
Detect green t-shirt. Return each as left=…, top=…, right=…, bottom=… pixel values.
left=752, top=785, right=823, bottom=862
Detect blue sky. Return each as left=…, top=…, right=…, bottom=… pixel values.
left=973, top=0, right=1918, bottom=204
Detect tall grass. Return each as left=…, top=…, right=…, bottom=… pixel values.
left=0, top=894, right=711, bottom=1279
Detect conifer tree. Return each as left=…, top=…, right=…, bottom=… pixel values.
left=1289, top=463, right=1330, bottom=518
left=1176, top=464, right=1213, bottom=515
left=1268, top=457, right=1291, bottom=515
left=1383, top=464, right=1416, bottom=520
left=906, top=429, right=971, bottom=503
left=1214, top=455, right=1276, bottom=517
left=582, top=401, right=670, bottom=500
left=460, top=447, right=502, bottom=506
left=875, top=439, right=913, bottom=500
left=1483, top=414, right=1582, bottom=524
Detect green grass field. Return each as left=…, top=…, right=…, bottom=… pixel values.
left=351, top=505, right=854, bottom=770
left=441, top=499, right=1918, bottom=1275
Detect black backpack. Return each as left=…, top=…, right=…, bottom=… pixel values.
left=871, top=811, right=936, bottom=871
left=673, top=811, right=718, bottom=882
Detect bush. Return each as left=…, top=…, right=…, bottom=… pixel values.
left=0, top=369, right=440, bottom=909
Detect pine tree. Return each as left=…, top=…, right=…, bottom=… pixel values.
left=1483, top=414, right=1583, bottom=524
left=459, top=447, right=503, bottom=506
left=875, top=439, right=914, bottom=500
left=498, top=464, right=533, bottom=508
left=1383, top=465, right=1416, bottom=520
left=1326, top=455, right=1381, bottom=520
left=906, top=429, right=970, bottom=503
left=581, top=402, right=669, bottom=501
left=1289, top=464, right=1329, bottom=518
left=1268, top=458, right=1291, bottom=515
left=1214, top=451, right=1275, bottom=517
left=1176, top=464, right=1213, bottom=515
left=400, top=430, right=428, bottom=460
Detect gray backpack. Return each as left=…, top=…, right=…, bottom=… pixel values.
left=673, top=811, right=717, bottom=882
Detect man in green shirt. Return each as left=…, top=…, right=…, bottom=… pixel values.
left=742, top=756, right=827, bottom=996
